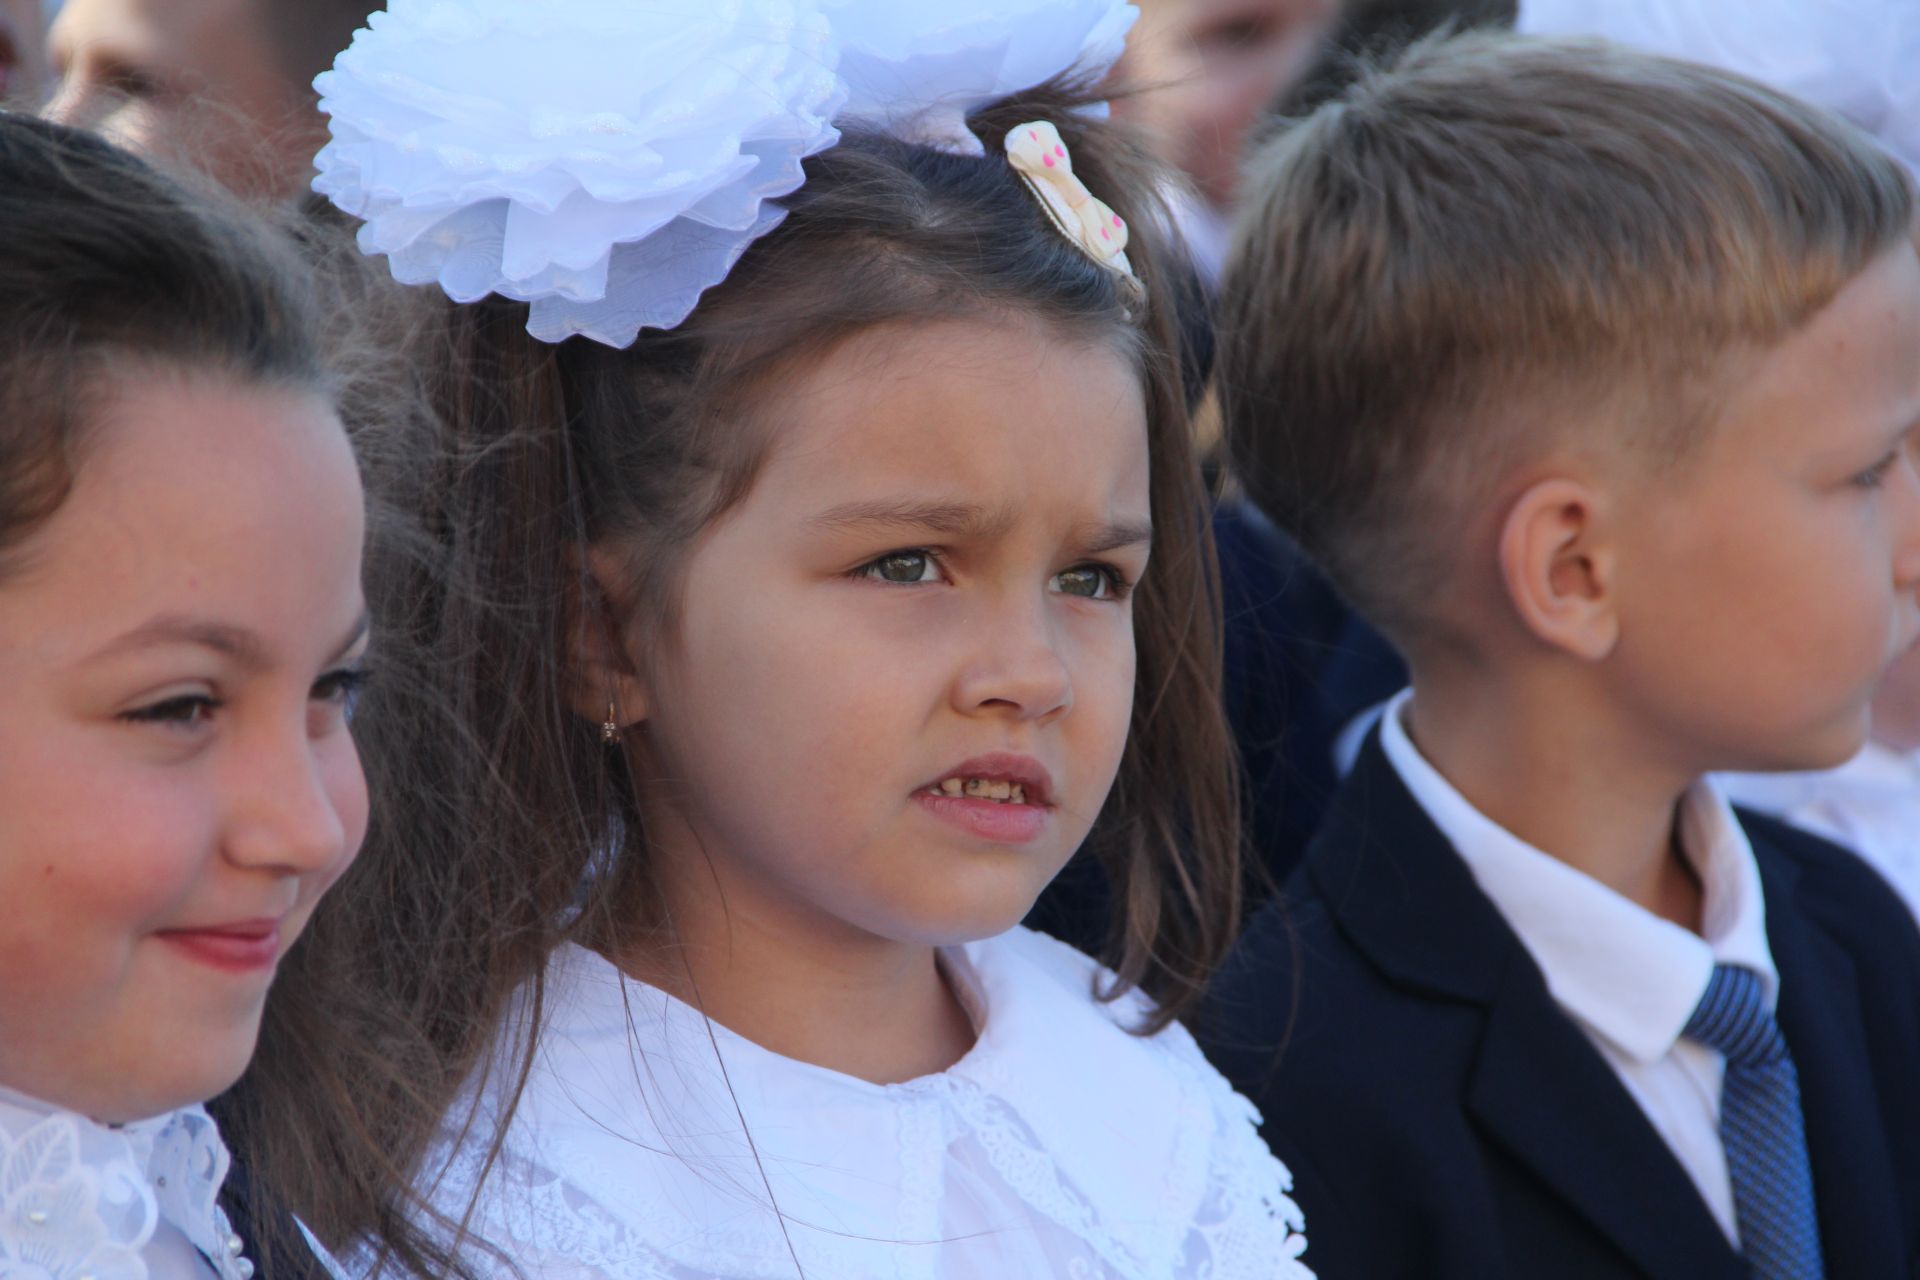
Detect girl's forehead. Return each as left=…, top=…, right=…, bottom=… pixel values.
left=0, top=377, right=363, bottom=659
left=747, top=318, right=1151, bottom=525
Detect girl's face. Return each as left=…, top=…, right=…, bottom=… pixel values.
left=0, top=371, right=369, bottom=1123
left=621, top=316, right=1150, bottom=956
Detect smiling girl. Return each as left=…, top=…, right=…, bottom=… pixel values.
left=0, top=114, right=368, bottom=1278
left=227, top=3, right=1313, bottom=1276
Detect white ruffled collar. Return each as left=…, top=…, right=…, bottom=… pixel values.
left=0, top=1088, right=253, bottom=1280
left=479, top=926, right=1303, bottom=1279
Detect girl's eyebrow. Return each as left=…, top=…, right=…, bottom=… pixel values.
left=1079, top=518, right=1154, bottom=555
left=810, top=499, right=1153, bottom=555
left=808, top=499, right=1020, bottom=539
left=82, top=614, right=273, bottom=672
left=80, top=611, right=372, bottom=672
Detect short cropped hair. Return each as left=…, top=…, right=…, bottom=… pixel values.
left=1217, top=33, right=1915, bottom=639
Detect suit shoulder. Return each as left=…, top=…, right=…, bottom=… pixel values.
left=1739, top=807, right=1920, bottom=966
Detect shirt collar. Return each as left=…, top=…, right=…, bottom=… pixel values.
left=0, top=1088, right=247, bottom=1277
left=528, top=931, right=1226, bottom=1278
left=1378, top=689, right=1777, bottom=1063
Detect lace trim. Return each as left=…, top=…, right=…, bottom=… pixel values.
left=0, top=1105, right=254, bottom=1280
left=0, top=1112, right=154, bottom=1280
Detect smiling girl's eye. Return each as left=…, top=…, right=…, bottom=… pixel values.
left=860, top=550, right=940, bottom=585
left=313, top=667, right=367, bottom=708
left=122, top=694, right=220, bottom=729
left=1053, top=564, right=1130, bottom=600
left=1852, top=450, right=1900, bottom=489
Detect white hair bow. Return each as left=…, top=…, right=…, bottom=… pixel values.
left=313, top=0, right=1138, bottom=347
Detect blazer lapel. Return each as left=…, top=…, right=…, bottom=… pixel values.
left=1755, top=837, right=1906, bottom=1280
left=1466, top=963, right=1747, bottom=1280
left=1312, top=737, right=1745, bottom=1279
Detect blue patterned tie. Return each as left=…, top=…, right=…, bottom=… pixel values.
left=1683, top=964, right=1825, bottom=1279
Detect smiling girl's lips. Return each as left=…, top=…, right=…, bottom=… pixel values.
left=153, top=919, right=282, bottom=974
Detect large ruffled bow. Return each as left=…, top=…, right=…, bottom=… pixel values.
left=314, top=0, right=1138, bottom=346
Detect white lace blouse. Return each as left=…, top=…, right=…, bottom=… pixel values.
left=345, top=927, right=1312, bottom=1279
left=0, top=1088, right=254, bottom=1280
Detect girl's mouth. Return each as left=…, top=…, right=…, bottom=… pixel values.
left=915, top=754, right=1055, bottom=843
left=153, top=920, right=283, bottom=974
left=925, top=776, right=1031, bottom=805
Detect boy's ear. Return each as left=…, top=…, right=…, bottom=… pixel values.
left=564, top=544, right=652, bottom=731
left=1496, top=477, right=1620, bottom=661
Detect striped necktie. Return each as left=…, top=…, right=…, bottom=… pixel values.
left=1683, top=964, right=1825, bottom=1280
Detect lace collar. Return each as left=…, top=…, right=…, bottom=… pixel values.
left=464, top=926, right=1308, bottom=1279
left=0, top=1088, right=254, bottom=1280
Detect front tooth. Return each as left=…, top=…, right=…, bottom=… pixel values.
left=940, top=778, right=963, bottom=796
left=989, top=780, right=1012, bottom=801
left=1011, top=784, right=1025, bottom=804
left=965, top=778, right=989, bottom=797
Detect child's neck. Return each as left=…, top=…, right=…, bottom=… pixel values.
left=1404, top=673, right=1705, bottom=933
left=611, top=881, right=978, bottom=1086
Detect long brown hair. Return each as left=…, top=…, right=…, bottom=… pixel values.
left=225, top=78, right=1241, bottom=1276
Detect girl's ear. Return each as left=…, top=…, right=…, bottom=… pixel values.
left=1496, top=476, right=1621, bottom=662
left=565, top=544, right=652, bottom=730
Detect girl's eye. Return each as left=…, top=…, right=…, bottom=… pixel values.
left=122, top=694, right=220, bottom=729
left=1853, top=450, right=1900, bottom=489
left=1053, top=564, right=1129, bottom=600
left=313, top=668, right=367, bottom=709
left=861, top=551, right=940, bottom=585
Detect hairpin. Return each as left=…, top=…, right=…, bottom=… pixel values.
left=1005, top=121, right=1146, bottom=315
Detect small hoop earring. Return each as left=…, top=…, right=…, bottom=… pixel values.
left=601, top=700, right=621, bottom=745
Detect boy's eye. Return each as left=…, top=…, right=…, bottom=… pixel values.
left=123, top=694, right=220, bottom=729
left=1053, top=565, right=1127, bottom=600
left=862, top=551, right=939, bottom=584
left=1852, top=450, right=1900, bottom=489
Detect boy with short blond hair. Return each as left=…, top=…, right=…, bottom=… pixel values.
left=1201, top=32, right=1920, bottom=1280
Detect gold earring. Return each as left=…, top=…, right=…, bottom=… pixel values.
left=601, top=700, right=621, bottom=744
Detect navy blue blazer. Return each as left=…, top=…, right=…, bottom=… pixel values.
left=1199, top=733, right=1920, bottom=1279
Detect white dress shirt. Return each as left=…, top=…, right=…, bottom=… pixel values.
left=1378, top=690, right=1777, bottom=1245
left=1719, top=744, right=1920, bottom=925
left=0, top=1087, right=253, bottom=1279
left=325, top=927, right=1313, bottom=1279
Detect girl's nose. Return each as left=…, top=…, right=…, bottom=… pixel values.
left=221, top=733, right=356, bottom=876
left=951, top=600, right=1074, bottom=722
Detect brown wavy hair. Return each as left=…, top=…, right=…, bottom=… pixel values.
left=222, top=78, right=1241, bottom=1277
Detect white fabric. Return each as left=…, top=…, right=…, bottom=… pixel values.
left=330, top=928, right=1312, bottom=1279
left=314, top=0, right=1137, bottom=346
left=1518, top=0, right=1920, bottom=179
left=1378, top=689, right=1778, bottom=1246
left=830, top=0, right=1136, bottom=153
left=313, top=0, right=845, bottom=347
left=1719, top=743, right=1920, bottom=924
left=0, top=1089, right=252, bottom=1280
